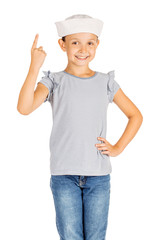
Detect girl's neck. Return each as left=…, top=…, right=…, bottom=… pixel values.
left=64, top=65, right=95, bottom=78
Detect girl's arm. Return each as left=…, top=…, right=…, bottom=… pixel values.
left=112, top=88, right=143, bottom=154
left=17, top=65, right=49, bottom=115
left=17, top=65, right=39, bottom=114
left=96, top=88, right=143, bottom=156
left=17, top=34, right=48, bottom=115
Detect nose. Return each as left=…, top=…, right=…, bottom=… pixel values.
left=79, top=45, right=87, bottom=53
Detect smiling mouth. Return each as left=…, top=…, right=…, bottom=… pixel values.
left=75, top=56, right=89, bottom=60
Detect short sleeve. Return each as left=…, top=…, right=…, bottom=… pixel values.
left=37, top=70, right=59, bottom=102
left=107, top=70, right=120, bottom=103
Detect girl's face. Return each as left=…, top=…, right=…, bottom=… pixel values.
left=58, top=32, right=100, bottom=66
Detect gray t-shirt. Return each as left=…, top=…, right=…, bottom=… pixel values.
left=37, top=70, right=120, bottom=176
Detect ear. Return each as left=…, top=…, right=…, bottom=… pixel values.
left=58, top=39, right=66, bottom=52
left=96, top=39, right=100, bottom=48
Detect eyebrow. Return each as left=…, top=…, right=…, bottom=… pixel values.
left=70, top=38, right=97, bottom=41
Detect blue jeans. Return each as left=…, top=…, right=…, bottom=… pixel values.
left=50, top=174, right=111, bottom=240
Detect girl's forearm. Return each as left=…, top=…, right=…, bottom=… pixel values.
left=114, top=112, right=143, bottom=153
left=17, top=65, right=39, bottom=115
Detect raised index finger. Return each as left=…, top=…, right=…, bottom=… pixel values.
left=31, top=34, right=39, bottom=50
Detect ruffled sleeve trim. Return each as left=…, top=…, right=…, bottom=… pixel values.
left=107, top=70, right=120, bottom=103
left=38, top=70, right=59, bottom=102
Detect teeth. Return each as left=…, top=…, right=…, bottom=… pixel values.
left=76, top=56, right=88, bottom=59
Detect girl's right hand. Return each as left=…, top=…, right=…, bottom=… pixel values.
left=30, top=34, right=47, bottom=70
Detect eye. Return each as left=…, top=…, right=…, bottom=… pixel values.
left=72, top=41, right=78, bottom=45
left=88, top=42, right=94, bottom=45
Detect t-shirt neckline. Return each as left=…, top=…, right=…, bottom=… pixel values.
left=62, top=70, right=98, bottom=80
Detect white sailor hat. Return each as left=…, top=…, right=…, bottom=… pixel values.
left=55, top=14, right=104, bottom=38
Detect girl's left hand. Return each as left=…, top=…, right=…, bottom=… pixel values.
left=95, top=137, right=121, bottom=157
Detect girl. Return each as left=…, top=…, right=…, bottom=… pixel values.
left=17, top=14, right=143, bottom=240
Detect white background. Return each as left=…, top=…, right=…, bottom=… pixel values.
left=0, top=0, right=160, bottom=239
